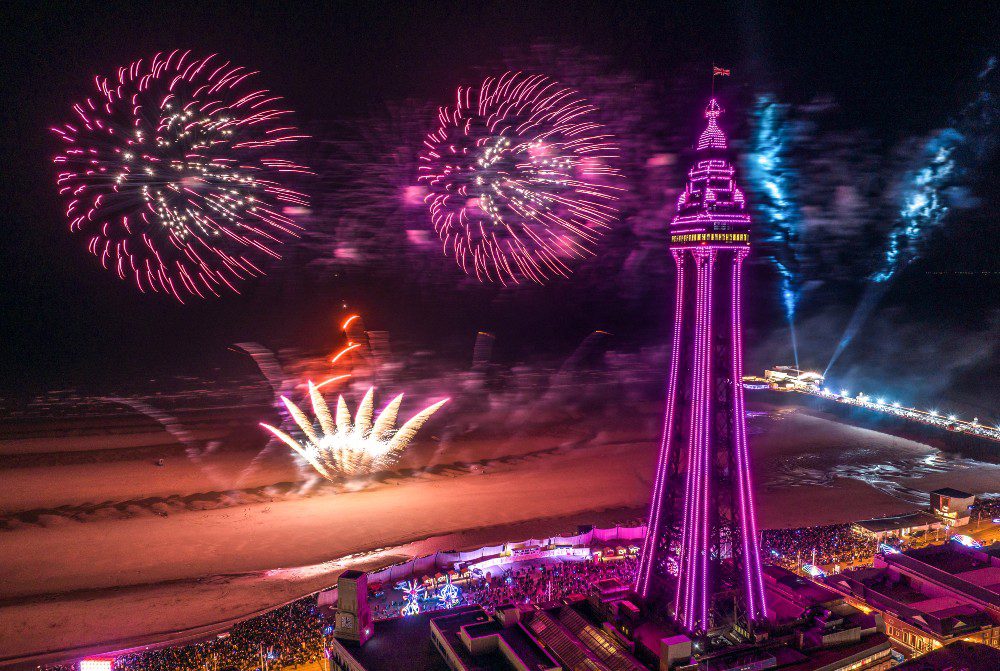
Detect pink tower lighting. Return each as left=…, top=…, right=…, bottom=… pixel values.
left=636, top=97, right=767, bottom=634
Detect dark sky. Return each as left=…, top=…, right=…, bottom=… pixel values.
left=0, top=1, right=997, bottom=398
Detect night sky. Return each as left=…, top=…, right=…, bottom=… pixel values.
left=0, top=1, right=997, bottom=410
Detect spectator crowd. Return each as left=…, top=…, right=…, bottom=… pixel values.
left=372, top=555, right=638, bottom=619
left=45, top=524, right=901, bottom=671
left=46, top=555, right=639, bottom=671
left=51, top=599, right=328, bottom=671
left=761, top=523, right=874, bottom=567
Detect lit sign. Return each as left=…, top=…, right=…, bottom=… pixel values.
left=671, top=233, right=749, bottom=244
left=802, top=564, right=827, bottom=578
left=80, top=660, right=114, bottom=671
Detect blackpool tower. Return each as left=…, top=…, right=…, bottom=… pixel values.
left=636, top=98, right=767, bottom=634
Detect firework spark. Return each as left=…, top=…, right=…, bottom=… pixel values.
left=826, top=58, right=996, bottom=375
left=52, top=50, right=310, bottom=301
left=873, top=132, right=959, bottom=283
left=261, top=384, right=448, bottom=480
left=418, top=71, right=623, bottom=285
left=748, top=95, right=803, bottom=367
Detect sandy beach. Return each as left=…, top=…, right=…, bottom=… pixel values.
left=2, top=401, right=998, bottom=666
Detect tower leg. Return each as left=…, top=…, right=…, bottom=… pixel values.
left=677, top=249, right=715, bottom=633
left=730, top=250, right=767, bottom=622
left=637, top=251, right=686, bottom=599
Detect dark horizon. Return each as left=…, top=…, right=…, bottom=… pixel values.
left=0, top=1, right=997, bottom=413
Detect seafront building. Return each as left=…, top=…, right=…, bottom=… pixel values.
left=328, top=567, right=893, bottom=671
left=823, top=540, right=1000, bottom=654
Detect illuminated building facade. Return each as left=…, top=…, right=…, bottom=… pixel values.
left=636, top=98, right=767, bottom=634
left=824, top=541, right=1000, bottom=654
left=332, top=570, right=373, bottom=645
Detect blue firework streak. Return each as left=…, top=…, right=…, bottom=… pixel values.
left=827, top=132, right=962, bottom=376
left=748, top=95, right=802, bottom=366
left=826, top=58, right=997, bottom=376
left=873, top=130, right=960, bottom=283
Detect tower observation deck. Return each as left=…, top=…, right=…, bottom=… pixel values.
left=636, top=98, right=766, bottom=635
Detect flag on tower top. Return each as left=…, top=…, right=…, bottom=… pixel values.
left=713, top=66, right=731, bottom=77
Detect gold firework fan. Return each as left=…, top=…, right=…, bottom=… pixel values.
left=261, top=384, right=448, bottom=480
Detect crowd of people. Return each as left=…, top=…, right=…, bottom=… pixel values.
left=972, top=497, right=1000, bottom=521
left=100, top=599, right=326, bottom=671
left=44, top=521, right=958, bottom=671
left=761, top=523, right=874, bottom=567
left=371, top=554, right=639, bottom=619
left=42, top=555, right=638, bottom=671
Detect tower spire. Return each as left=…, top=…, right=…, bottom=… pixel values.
left=697, top=99, right=728, bottom=151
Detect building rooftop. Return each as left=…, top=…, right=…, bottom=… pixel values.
left=339, top=569, right=365, bottom=580
left=884, top=542, right=1000, bottom=607
left=336, top=604, right=561, bottom=671
left=700, top=647, right=779, bottom=671
left=854, top=511, right=940, bottom=534
left=782, top=633, right=891, bottom=671
left=545, top=603, right=647, bottom=671
left=929, top=488, right=974, bottom=499
left=824, top=542, right=1000, bottom=641
left=763, top=564, right=843, bottom=608
left=337, top=608, right=457, bottom=671
left=895, top=641, right=1000, bottom=670
left=434, top=605, right=559, bottom=671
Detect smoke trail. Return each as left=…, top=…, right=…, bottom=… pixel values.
left=748, top=95, right=802, bottom=367
left=826, top=58, right=997, bottom=375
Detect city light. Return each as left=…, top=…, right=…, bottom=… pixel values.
left=761, top=367, right=1000, bottom=443
left=80, top=660, right=114, bottom=671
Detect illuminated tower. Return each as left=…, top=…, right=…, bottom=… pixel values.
left=636, top=99, right=767, bottom=634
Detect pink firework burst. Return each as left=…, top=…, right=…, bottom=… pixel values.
left=52, top=50, right=311, bottom=302
left=418, top=71, right=623, bottom=285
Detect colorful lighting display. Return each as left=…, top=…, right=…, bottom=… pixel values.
left=774, top=382, right=1000, bottom=444
left=80, top=660, right=114, bottom=671
left=637, top=98, right=766, bottom=633
left=400, top=579, right=425, bottom=616
left=437, top=574, right=461, bottom=607
left=696, top=99, right=728, bottom=150
left=670, top=233, right=749, bottom=244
